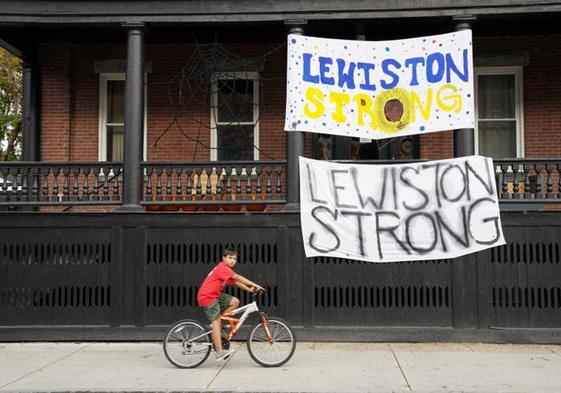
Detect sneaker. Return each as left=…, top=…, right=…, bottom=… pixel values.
left=215, top=349, right=233, bottom=361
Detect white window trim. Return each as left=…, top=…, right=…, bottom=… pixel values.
left=474, top=66, right=525, bottom=158
left=210, top=72, right=259, bottom=161
left=98, top=72, right=148, bottom=162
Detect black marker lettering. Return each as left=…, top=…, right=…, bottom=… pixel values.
left=399, top=166, right=429, bottom=211
left=375, top=212, right=411, bottom=260
left=341, top=210, right=372, bottom=257
left=309, top=206, right=341, bottom=253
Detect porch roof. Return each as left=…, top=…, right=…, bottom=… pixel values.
left=1, top=1, right=561, bottom=24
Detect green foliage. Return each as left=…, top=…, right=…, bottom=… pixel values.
left=0, top=47, right=22, bottom=161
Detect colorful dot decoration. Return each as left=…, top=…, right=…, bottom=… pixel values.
left=285, top=31, right=474, bottom=139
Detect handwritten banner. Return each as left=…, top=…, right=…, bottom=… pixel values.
left=285, top=31, right=474, bottom=139
left=300, top=156, right=505, bottom=262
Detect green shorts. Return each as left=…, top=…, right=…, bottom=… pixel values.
left=203, top=293, right=233, bottom=322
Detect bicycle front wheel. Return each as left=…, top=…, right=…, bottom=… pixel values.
left=163, top=319, right=211, bottom=368
left=247, top=316, right=296, bottom=367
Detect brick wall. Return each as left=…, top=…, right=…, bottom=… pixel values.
left=421, top=34, right=561, bottom=159
left=40, top=41, right=289, bottom=162
left=40, top=34, right=561, bottom=161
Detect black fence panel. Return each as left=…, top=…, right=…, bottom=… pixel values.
left=0, top=211, right=560, bottom=342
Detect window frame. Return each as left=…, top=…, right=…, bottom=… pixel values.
left=210, top=72, right=260, bottom=161
left=98, top=72, right=148, bottom=162
left=474, top=66, right=525, bottom=158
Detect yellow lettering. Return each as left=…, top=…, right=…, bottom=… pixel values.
left=353, top=94, right=377, bottom=128
left=410, top=89, right=433, bottom=122
left=328, top=92, right=350, bottom=123
left=303, top=87, right=325, bottom=119
left=436, top=84, right=462, bottom=113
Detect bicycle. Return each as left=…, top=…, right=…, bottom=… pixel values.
left=163, top=290, right=296, bottom=368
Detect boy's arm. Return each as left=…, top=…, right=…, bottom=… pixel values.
left=234, top=281, right=254, bottom=292
left=232, top=273, right=265, bottom=291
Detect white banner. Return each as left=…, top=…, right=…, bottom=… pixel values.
left=300, top=156, right=505, bottom=262
left=285, top=31, right=474, bottom=139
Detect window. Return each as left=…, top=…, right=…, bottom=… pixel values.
left=475, top=67, right=524, bottom=158
left=99, top=73, right=147, bottom=161
left=210, top=73, right=259, bottom=161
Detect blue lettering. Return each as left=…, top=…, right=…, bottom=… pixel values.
left=357, top=62, right=376, bottom=91
left=303, top=53, right=319, bottom=84
left=336, top=58, right=356, bottom=89
left=319, top=57, right=335, bottom=85
left=380, top=59, right=401, bottom=89
left=426, top=53, right=445, bottom=83
left=404, top=57, right=425, bottom=86
left=446, top=49, right=469, bottom=83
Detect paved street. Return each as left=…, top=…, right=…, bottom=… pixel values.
left=1, top=342, right=560, bottom=392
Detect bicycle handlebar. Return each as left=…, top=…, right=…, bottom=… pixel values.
left=250, top=288, right=266, bottom=301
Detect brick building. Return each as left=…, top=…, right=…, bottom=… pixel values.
left=1, top=1, right=561, bottom=342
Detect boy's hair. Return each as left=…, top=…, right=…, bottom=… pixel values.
left=223, top=247, right=237, bottom=258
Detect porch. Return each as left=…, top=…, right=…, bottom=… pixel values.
left=2, top=1, right=561, bottom=342
left=1, top=158, right=561, bottom=211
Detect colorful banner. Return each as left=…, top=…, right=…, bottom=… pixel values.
left=300, top=156, right=505, bottom=263
left=285, top=31, right=474, bottom=139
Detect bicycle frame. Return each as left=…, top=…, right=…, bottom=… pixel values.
left=220, top=300, right=259, bottom=340
left=186, top=299, right=273, bottom=344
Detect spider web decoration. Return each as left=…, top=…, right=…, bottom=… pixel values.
left=154, top=39, right=286, bottom=161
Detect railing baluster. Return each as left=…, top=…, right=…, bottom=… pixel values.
left=62, top=167, right=70, bottom=201
left=93, top=167, right=101, bottom=201
left=18, top=168, right=25, bottom=202
left=217, top=168, right=224, bottom=200
left=156, top=167, right=163, bottom=201
left=72, top=167, right=80, bottom=201
left=245, top=167, right=252, bottom=196
left=32, top=167, right=39, bottom=202
left=226, top=167, right=232, bottom=197
left=112, top=166, right=120, bottom=201
left=83, top=167, right=91, bottom=201
left=266, top=166, right=272, bottom=198
left=512, top=164, right=520, bottom=197
left=186, top=168, right=192, bottom=197
left=166, top=167, right=173, bottom=202
left=276, top=166, right=282, bottom=195
left=195, top=167, right=202, bottom=199
left=176, top=167, right=183, bottom=202
left=256, top=167, right=263, bottom=202
left=205, top=167, right=212, bottom=197
left=102, top=167, right=110, bottom=201
left=524, top=163, right=532, bottom=199
left=536, top=163, right=544, bottom=199
left=500, top=164, right=510, bottom=199
left=145, top=166, right=153, bottom=203
left=42, top=168, right=49, bottom=202
left=53, top=167, right=60, bottom=202
left=546, top=164, right=554, bottom=198
left=236, top=168, right=242, bottom=196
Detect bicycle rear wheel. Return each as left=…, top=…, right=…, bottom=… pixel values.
left=247, top=316, right=296, bottom=367
left=163, top=319, right=211, bottom=368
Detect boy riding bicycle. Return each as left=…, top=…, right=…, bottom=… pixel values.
left=197, top=247, right=265, bottom=361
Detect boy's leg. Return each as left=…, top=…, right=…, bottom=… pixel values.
left=210, top=319, right=223, bottom=353
left=203, top=300, right=223, bottom=353
left=223, top=296, right=239, bottom=315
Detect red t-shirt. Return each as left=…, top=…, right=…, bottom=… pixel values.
left=197, top=261, right=236, bottom=307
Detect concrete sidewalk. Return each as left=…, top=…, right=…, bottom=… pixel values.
left=1, top=342, right=560, bottom=393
